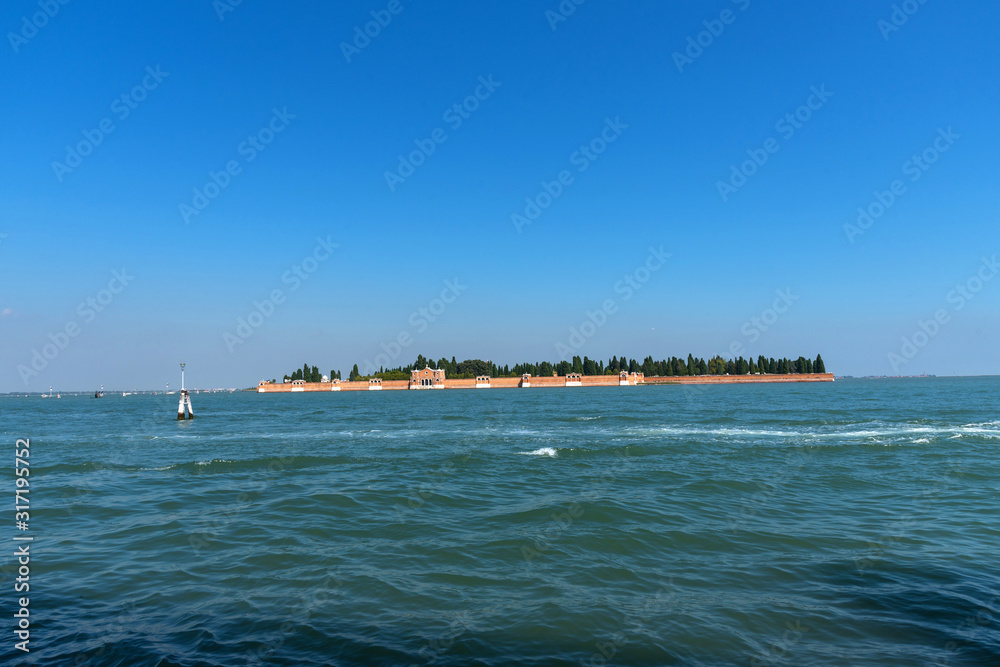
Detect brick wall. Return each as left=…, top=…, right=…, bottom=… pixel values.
left=257, top=372, right=832, bottom=393
left=645, top=373, right=834, bottom=384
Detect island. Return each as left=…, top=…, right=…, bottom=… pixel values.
left=256, top=354, right=833, bottom=392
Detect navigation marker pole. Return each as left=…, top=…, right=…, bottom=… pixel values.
left=177, top=362, right=194, bottom=420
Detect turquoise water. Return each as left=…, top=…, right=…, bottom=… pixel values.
left=2, top=378, right=999, bottom=666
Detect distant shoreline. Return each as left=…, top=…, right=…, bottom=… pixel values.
left=255, top=372, right=835, bottom=393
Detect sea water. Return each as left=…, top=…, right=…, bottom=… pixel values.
left=1, top=377, right=998, bottom=665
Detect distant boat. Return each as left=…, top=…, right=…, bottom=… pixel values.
left=94, top=385, right=104, bottom=398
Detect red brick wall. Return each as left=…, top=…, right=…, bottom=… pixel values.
left=645, top=373, right=834, bottom=384
left=338, top=382, right=368, bottom=392
left=582, top=375, right=622, bottom=387
left=258, top=372, right=833, bottom=393
left=338, top=380, right=409, bottom=391
left=382, top=380, right=410, bottom=390
left=525, top=376, right=567, bottom=387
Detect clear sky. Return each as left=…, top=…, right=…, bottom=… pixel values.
left=2, top=0, right=998, bottom=391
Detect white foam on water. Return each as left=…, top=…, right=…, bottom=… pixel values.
left=650, top=426, right=798, bottom=438
left=520, top=447, right=558, bottom=457
left=643, top=422, right=1000, bottom=441
left=957, top=424, right=1000, bottom=438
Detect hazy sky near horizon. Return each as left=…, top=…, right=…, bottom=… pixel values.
left=2, top=0, right=998, bottom=391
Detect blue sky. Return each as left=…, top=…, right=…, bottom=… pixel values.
left=2, top=0, right=998, bottom=391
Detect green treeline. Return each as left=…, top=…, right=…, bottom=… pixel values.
left=330, top=353, right=826, bottom=382
left=284, top=363, right=341, bottom=383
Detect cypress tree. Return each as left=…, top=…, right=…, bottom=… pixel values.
left=641, top=356, right=653, bottom=375
left=815, top=354, right=826, bottom=373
